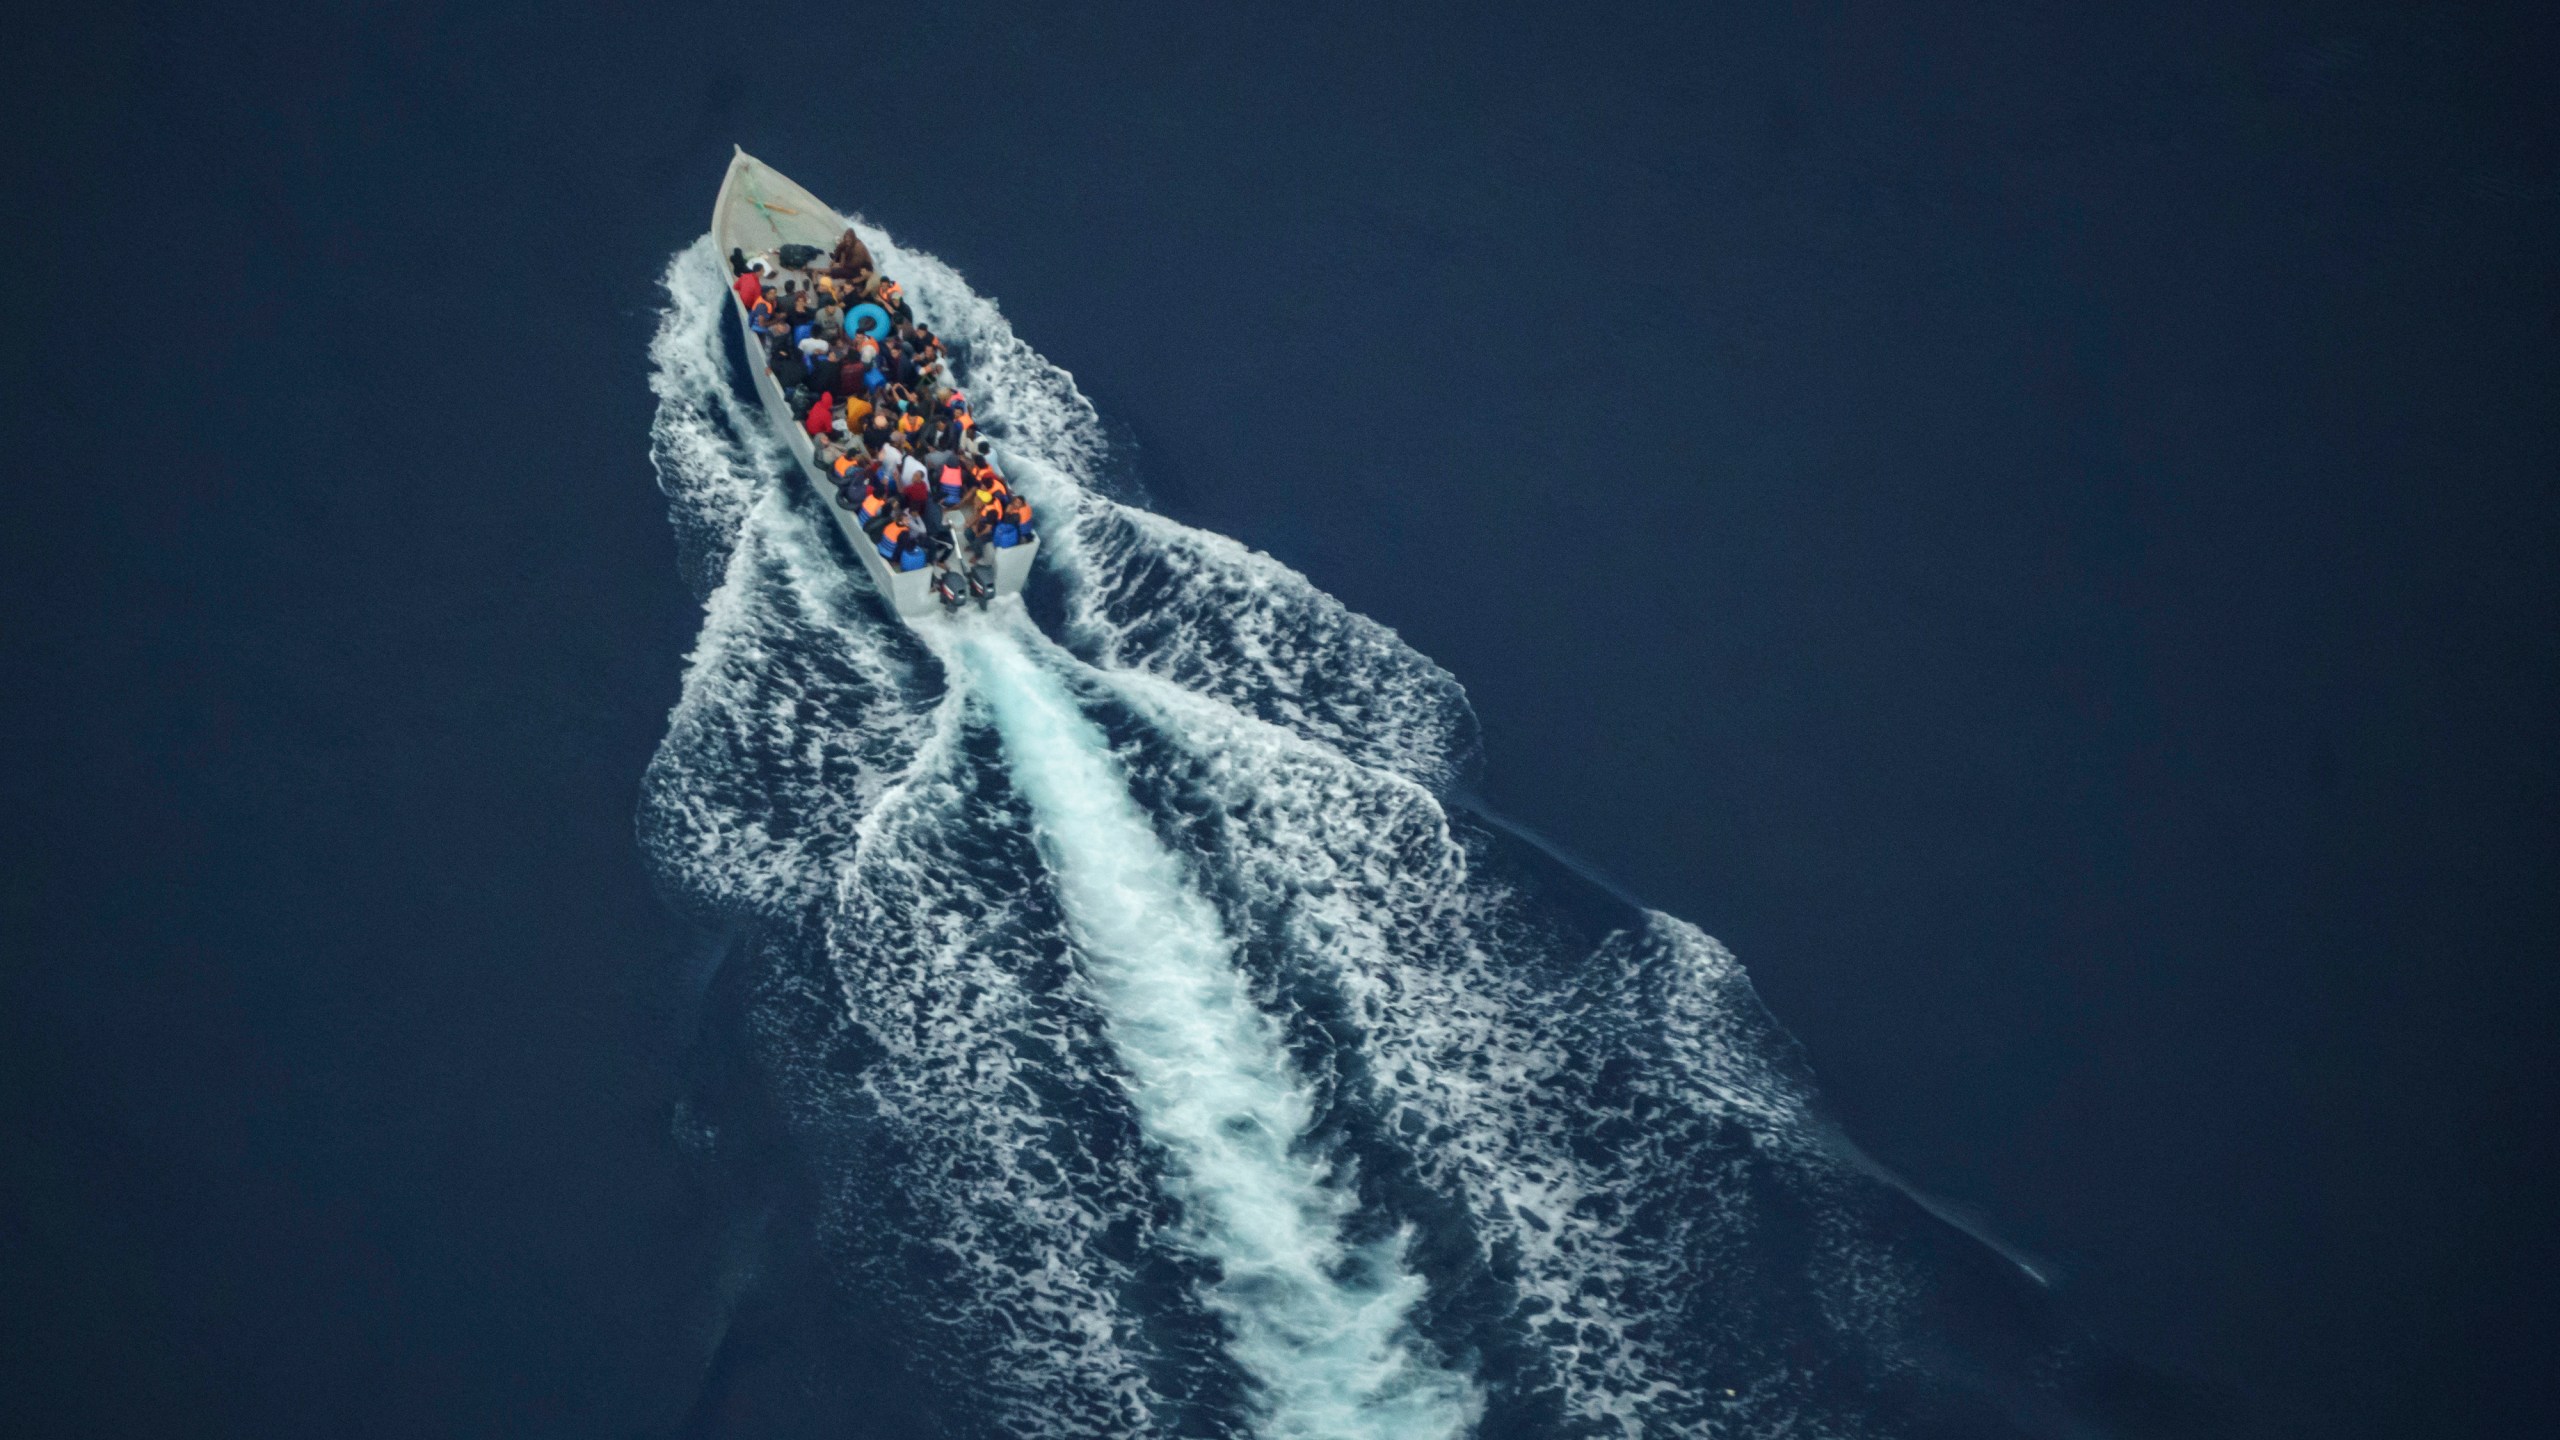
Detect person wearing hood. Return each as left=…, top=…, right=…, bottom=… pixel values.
left=829, top=227, right=875, bottom=282
left=767, top=335, right=809, bottom=395
left=804, top=390, right=838, bottom=437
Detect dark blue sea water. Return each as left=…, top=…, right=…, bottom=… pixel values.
left=640, top=229, right=2129, bottom=1438
left=4, top=3, right=2555, bottom=1439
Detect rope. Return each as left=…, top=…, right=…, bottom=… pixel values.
left=741, top=168, right=804, bottom=244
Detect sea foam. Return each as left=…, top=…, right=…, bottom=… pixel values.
left=643, top=203, right=2086, bottom=1439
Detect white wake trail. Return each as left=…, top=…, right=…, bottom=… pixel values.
left=943, top=615, right=1481, bottom=1440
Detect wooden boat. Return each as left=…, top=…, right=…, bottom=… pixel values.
left=712, top=146, right=1038, bottom=619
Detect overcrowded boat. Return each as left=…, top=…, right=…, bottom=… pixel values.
left=712, top=147, right=1039, bottom=620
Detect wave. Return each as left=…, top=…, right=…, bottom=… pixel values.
left=641, top=224, right=2118, bottom=1439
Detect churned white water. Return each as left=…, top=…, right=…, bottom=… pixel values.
left=645, top=194, right=1966, bottom=1438
left=945, top=617, right=1481, bottom=1440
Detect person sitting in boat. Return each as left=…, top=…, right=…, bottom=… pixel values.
left=961, top=472, right=1006, bottom=548
left=803, top=389, right=841, bottom=438
left=875, top=516, right=927, bottom=571
left=859, top=405, right=895, bottom=454
left=890, top=506, right=937, bottom=567
left=766, top=334, right=810, bottom=399
left=829, top=228, right=874, bottom=284
left=795, top=332, right=830, bottom=370
left=857, top=482, right=895, bottom=541
left=810, top=341, right=857, bottom=400
left=928, top=448, right=971, bottom=511
left=865, top=461, right=901, bottom=516
left=816, top=433, right=865, bottom=503
left=894, top=451, right=933, bottom=517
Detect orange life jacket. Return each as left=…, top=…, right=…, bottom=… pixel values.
left=880, top=520, right=907, bottom=545
left=1006, top=498, right=1032, bottom=525
left=859, top=494, right=886, bottom=518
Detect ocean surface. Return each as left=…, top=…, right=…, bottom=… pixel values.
left=642, top=226, right=2121, bottom=1439
left=6, top=5, right=2555, bottom=1439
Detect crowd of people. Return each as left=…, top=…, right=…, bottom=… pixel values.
left=728, top=229, right=1035, bottom=607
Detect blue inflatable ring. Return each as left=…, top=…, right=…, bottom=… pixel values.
left=846, top=303, right=893, bottom=339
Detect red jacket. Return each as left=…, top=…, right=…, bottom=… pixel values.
left=734, top=270, right=762, bottom=310
left=805, top=392, right=836, bottom=436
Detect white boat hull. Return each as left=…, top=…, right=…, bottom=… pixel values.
left=711, top=147, right=1039, bottom=620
